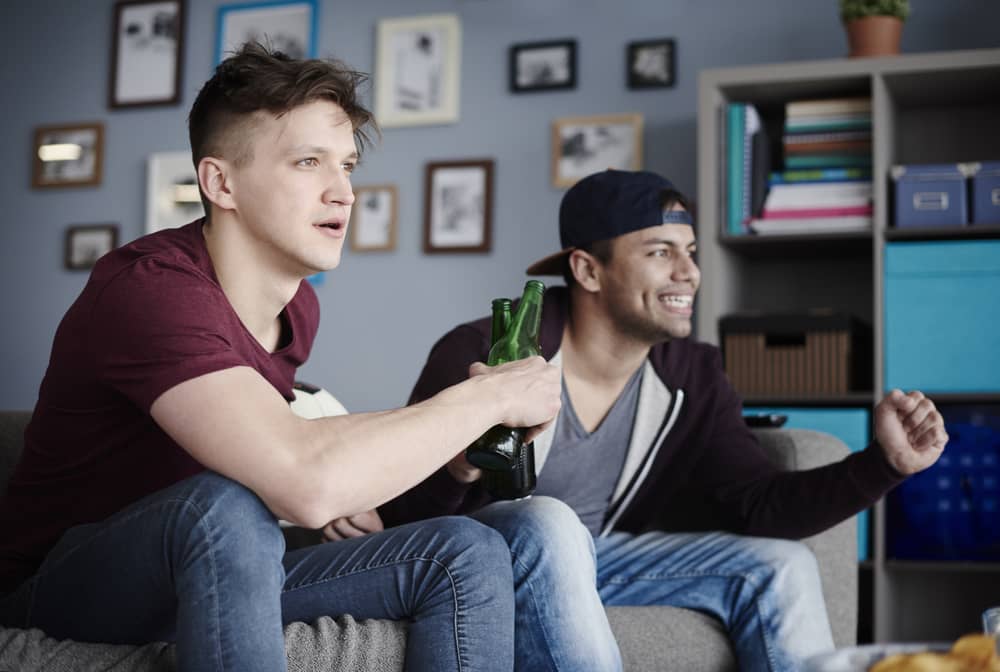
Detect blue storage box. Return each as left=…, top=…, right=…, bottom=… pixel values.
left=884, top=240, right=1000, bottom=392
left=891, top=163, right=971, bottom=228
left=887, top=405, right=1000, bottom=561
left=971, top=161, right=1000, bottom=225
left=744, top=406, right=872, bottom=561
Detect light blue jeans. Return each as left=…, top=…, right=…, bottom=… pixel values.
left=472, top=497, right=623, bottom=672
left=0, top=472, right=517, bottom=672
left=595, top=530, right=836, bottom=672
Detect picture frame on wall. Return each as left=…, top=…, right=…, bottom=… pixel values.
left=551, top=113, right=644, bottom=188
left=509, top=39, right=576, bottom=93
left=350, top=185, right=398, bottom=252
left=65, top=224, right=119, bottom=270
left=109, top=0, right=185, bottom=108
left=626, top=38, right=675, bottom=89
left=424, top=160, right=493, bottom=254
left=146, top=150, right=205, bottom=234
left=32, top=122, right=104, bottom=189
left=216, top=0, right=318, bottom=64
left=375, top=13, right=461, bottom=127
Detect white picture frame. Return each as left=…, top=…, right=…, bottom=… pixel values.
left=375, top=13, right=461, bottom=128
left=146, top=150, right=205, bottom=234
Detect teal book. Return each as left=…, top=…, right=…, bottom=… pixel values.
left=769, top=167, right=873, bottom=184
left=727, top=104, right=746, bottom=235
left=784, top=154, right=872, bottom=169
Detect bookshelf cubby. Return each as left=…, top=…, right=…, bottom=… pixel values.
left=696, top=48, right=1000, bottom=643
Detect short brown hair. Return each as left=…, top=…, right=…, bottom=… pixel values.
left=563, top=187, right=692, bottom=288
left=188, top=42, right=378, bottom=213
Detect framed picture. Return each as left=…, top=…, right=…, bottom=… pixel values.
left=626, top=39, right=675, bottom=89
left=109, top=0, right=185, bottom=108
left=551, top=113, right=644, bottom=188
left=216, top=0, right=318, bottom=64
left=375, top=14, right=461, bottom=127
left=32, top=122, right=104, bottom=189
left=509, top=39, right=576, bottom=93
left=350, top=185, right=398, bottom=252
left=65, top=224, right=119, bottom=270
left=423, top=160, right=493, bottom=254
left=146, top=150, right=205, bottom=234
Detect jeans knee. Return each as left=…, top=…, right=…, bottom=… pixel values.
left=751, top=539, right=821, bottom=596
left=169, top=473, right=285, bottom=585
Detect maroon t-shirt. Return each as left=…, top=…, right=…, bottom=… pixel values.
left=0, top=220, right=319, bottom=593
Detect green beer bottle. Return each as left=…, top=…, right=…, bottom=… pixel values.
left=466, top=280, right=545, bottom=471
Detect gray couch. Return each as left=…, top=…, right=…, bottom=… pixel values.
left=0, top=410, right=856, bottom=671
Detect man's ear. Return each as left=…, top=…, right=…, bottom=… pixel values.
left=197, top=157, right=235, bottom=211
left=568, top=249, right=602, bottom=293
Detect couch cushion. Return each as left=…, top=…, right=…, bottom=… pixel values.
left=607, top=606, right=736, bottom=672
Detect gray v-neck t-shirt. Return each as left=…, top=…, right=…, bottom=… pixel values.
left=533, top=366, right=643, bottom=535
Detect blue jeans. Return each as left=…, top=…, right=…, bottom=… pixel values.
left=595, top=531, right=836, bottom=672
left=0, top=472, right=516, bottom=672
left=471, top=497, right=623, bottom=672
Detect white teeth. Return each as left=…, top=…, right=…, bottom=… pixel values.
left=661, top=295, right=692, bottom=307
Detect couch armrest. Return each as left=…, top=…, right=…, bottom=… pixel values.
left=753, top=427, right=858, bottom=648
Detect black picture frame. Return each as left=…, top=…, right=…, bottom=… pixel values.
left=109, top=0, right=185, bottom=108
left=509, top=39, right=576, bottom=93
left=423, top=159, right=494, bottom=254
left=626, top=38, right=675, bottom=89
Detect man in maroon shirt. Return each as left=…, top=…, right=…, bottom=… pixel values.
left=0, top=43, right=622, bottom=672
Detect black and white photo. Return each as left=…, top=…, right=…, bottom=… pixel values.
left=65, top=225, right=119, bottom=270
left=216, top=0, right=317, bottom=64
left=552, top=114, right=644, bottom=188
left=110, top=0, right=184, bottom=108
left=146, top=151, right=204, bottom=234
left=424, top=160, right=493, bottom=253
left=376, top=14, right=460, bottom=127
left=627, top=38, right=675, bottom=89
left=350, top=185, right=398, bottom=252
left=509, top=40, right=576, bottom=93
left=33, top=123, right=104, bottom=189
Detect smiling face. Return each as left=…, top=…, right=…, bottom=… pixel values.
left=594, top=217, right=700, bottom=343
left=222, top=99, right=358, bottom=277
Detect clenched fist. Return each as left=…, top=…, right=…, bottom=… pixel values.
left=875, top=389, right=948, bottom=476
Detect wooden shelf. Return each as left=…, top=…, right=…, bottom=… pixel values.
left=744, top=393, right=874, bottom=407
left=885, top=224, right=1000, bottom=242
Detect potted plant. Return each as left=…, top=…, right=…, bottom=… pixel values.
left=840, top=0, right=910, bottom=58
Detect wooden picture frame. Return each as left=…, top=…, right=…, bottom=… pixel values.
left=350, top=185, right=398, bottom=252
left=509, top=39, right=576, bottom=93
left=627, top=38, right=676, bottom=89
left=109, top=0, right=185, bottom=108
left=423, top=160, right=493, bottom=254
left=216, top=0, right=318, bottom=64
left=375, top=13, right=461, bottom=127
left=65, top=224, right=119, bottom=270
left=551, top=113, right=644, bottom=188
left=32, top=122, right=105, bottom=189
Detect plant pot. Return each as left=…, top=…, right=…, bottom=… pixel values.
left=844, top=16, right=903, bottom=58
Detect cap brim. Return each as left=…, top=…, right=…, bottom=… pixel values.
left=525, top=248, right=573, bottom=276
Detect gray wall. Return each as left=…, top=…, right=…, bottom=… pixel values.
left=2, top=0, right=998, bottom=412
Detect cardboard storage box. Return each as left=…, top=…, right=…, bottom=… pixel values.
left=884, top=240, right=1000, bottom=392
left=719, top=312, right=871, bottom=397
left=887, top=404, right=1000, bottom=561
left=891, top=163, right=971, bottom=228
left=971, top=161, right=1000, bottom=225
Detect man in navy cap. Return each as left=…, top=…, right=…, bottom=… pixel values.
left=375, top=169, right=948, bottom=671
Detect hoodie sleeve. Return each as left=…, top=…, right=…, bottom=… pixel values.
left=378, top=323, right=494, bottom=527
left=689, top=348, right=905, bottom=539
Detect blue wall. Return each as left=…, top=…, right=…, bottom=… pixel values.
left=2, top=1, right=998, bottom=412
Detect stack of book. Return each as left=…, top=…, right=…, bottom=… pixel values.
left=749, top=97, right=873, bottom=236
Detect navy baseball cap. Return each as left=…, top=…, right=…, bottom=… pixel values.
left=526, top=169, right=693, bottom=276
